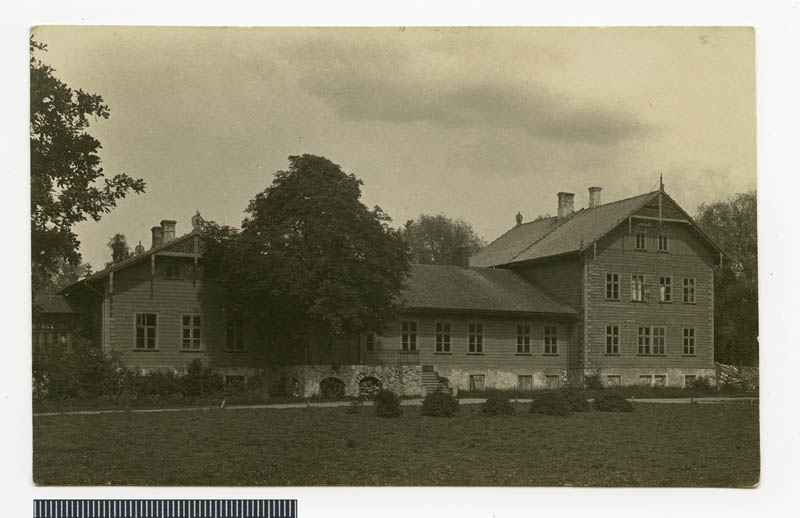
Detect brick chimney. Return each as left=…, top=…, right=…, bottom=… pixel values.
left=455, top=245, right=471, bottom=269
left=557, top=192, right=575, bottom=219
left=160, top=220, right=177, bottom=243
left=151, top=226, right=163, bottom=248
left=588, top=186, right=602, bottom=209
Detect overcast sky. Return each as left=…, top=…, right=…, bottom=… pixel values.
left=32, top=26, right=755, bottom=270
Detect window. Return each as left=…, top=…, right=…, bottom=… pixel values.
left=605, top=325, right=619, bottom=354
left=468, top=323, right=484, bottom=353
left=165, top=262, right=181, bottom=279
left=605, top=273, right=620, bottom=300
left=544, top=326, right=558, bottom=354
left=652, top=326, right=666, bottom=355
left=639, top=375, right=652, bottom=386
left=683, top=328, right=696, bottom=355
left=518, top=375, right=532, bottom=391
left=401, top=321, right=417, bottom=351
left=606, top=375, right=621, bottom=387
left=469, top=374, right=485, bottom=392
left=654, top=374, right=667, bottom=387
left=635, top=233, right=647, bottom=250
left=181, top=314, right=202, bottom=350
left=225, top=375, right=246, bottom=387
left=683, top=278, right=696, bottom=303
left=658, top=235, right=669, bottom=252
left=637, top=326, right=651, bottom=355
left=545, top=375, right=561, bottom=388
left=631, top=274, right=645, bottom=302
left=659, top=276, right=672, bottom=302
left=134, top=313, right=157, bottom=350
left=226, top=316, right=244, bottom=351
left=435, top=322, right=451, bottom=353
left=516, top=324, right=531, bottom=354
left=364, top=332, right=376, bottom=352
left=684, top=375, right=697, bottom=388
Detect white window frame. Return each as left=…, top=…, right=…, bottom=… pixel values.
left=631, top=274, right=645, bottom=302
left=637, top=326, right=651, bottom=355
left=516, top=323, right=531, bottom=354
left=605, top=325, right=619, bottom=354
left=683, top=327, right=696, bottom=355
left=659, top=276, right=672, bottom=303
left=605, top=273, right=620, bottom=300
left=518, top=375, right=532, bottom=391
left=635, top=233, right=647, bottom=250
left=180, top=313, right=202, bottom=350
left=133, top=312, right=158, bottom=350
left=401, top=321, right=418, bottom=351
left=468, top=322, right=484, bottom=353
left=653, top=374, right=667, bottom=387
left=544, top=325, right=558, bottom=354
left=434, top=321, right=451, bottom=353
left=683, top=277, right=696, bottom=303
left=469, top=374, right=485, bottom=391
left=652, top=326, right=666, bottom=355
left=658, top=235, right=669, bottom=252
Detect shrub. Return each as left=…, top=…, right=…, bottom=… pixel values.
left=583, top=371, right=604, bottom=391
left=689, top=375, right=713, bottom=392
left=33, top=339, right=120, bottom=400
left=593, top=392, right=634, bottom=412
left=181, top=359, right=223, bottom=398
left=529, top=391, right=572, bottom=416
left=421, top=390, right=460, bottom=417
left=481, top=392, right=515, bottom=416
left=563, top=389, right=591, bottom=412
left=374, top=389, right=402, bottom=417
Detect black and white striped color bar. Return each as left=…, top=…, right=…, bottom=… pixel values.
left=33, top=500, right=297, bottom=518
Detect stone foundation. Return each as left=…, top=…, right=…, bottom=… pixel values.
left=585, top=367, right=716, bottom=388
left=435, top=367, right=569, bottom=391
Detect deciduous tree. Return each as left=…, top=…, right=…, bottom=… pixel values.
left=30, top=38, right=145, bottom=293
left=107, top=233, right=131, bottom=264
left=201, top=155, right=410, bottom=348
left=399, top=214, right=486, bottom=265
left=695, top=192, right=758, bottom=366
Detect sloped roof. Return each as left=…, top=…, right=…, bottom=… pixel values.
left=470, top=191, right=659, bottom=267
left=33, top=294, right=83, bottom=314
left=59, top=230, right=202, bottom=293
left=402, top=264, right=577, bottom=316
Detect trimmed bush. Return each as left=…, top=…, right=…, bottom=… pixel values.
left=583, top=371, right=604, bottom=391
left=374, top=389, right=402, bottom=417
left=181, top=359, right=224, bottom=398
left=481, top=392, right=515, bottom=416
left=593, top=392, right=634, bottom=412
left=421, top=391, right=460, bottom=417
left=529, top=391, right=572, bottom=416
left=563, top=389, right=591, bottom=412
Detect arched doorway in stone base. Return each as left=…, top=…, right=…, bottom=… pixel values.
left=358, top=376, right=382, bottom=398
left=319, top=377, right=346, bottom=400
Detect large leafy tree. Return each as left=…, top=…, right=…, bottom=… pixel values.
left=30, top=38, right=145, bottom=293
left=107, top=233, right=131, bottom=264
left=695, top=192, right=758, bottom=366
left=202, top=155, right=410, bottom=347
left=399, top=214, right=486, bottom=265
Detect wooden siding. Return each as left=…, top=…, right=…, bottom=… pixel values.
left=512, top=257, right=583, bottom=308
left=102, top=257, right=271, bottom=371
left=373, top=314, right=574, bottom=371
left=584, top=220, right=716, bottom=371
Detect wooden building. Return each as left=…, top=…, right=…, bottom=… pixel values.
left=57, top=186, right=723, bottom=396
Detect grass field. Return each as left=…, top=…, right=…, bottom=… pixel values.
left=33, top=402, right=759, bottom=486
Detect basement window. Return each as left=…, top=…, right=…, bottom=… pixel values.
left=606, top=375, right=621, bottom=387
left=518, top=375, right=532, bottom=391
left=545, top=375, right=560, bottom=388
left=469, top=374, right=485, bottom=392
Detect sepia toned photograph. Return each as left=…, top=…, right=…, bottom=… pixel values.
left=30, top=26, right=758, bottom=487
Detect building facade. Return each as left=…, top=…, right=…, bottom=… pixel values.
left=54, top=187, right=722, bottom=396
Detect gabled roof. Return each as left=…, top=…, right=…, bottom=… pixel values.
left=470, top=190, right=724, bottom=267
left=59, top=230, right=203, bottom=293
left=33, top=294, right=84, bottom=314
left=402, top=264, right=577, bottom=316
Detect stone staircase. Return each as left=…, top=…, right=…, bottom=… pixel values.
left=421, top=368, right=452, bottom=396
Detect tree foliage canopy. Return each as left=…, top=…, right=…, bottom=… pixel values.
left=30, top=38, right=145, bottom=292
left=695, top=192, right=758, bottom=366
left=107, top=233, right=131, bottom=264
left=201, top=155, right=410, bottom=343
left=399, top=214, right=486, bottom=266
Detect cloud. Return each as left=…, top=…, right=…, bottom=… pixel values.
left=281, top=35, right=651, bottom=146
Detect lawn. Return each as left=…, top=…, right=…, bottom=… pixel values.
left=33, top=402, right=759, bottom=487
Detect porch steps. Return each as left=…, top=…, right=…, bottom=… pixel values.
left=421, top=370, right=451, bottom=396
